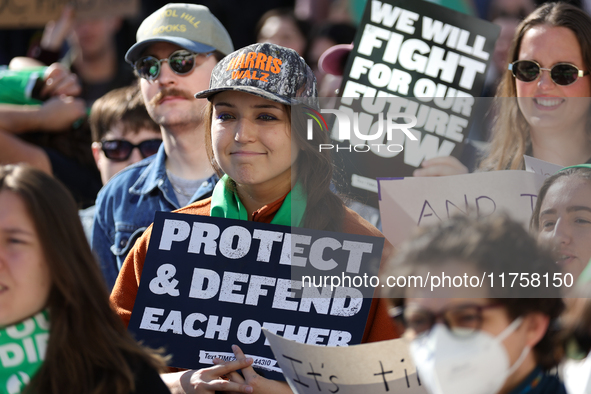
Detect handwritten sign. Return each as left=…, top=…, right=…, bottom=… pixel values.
left=329, top=0, right=499, bottom=207
left=128, top=212, right=384, bottom=380
left=524, top=155, right=563, bottom=179
left=378, top=170, right=546, bottom=246
left=0, top=0, right=139, bottom=28
left=264, top=330, right=426, bottom=393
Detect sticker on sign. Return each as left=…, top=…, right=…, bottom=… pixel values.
left=351, top=174, right=378, bottom=193
left=199, top=350, right=282, bottom=372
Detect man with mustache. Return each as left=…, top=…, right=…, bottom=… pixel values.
left=91, top=4, right=233, bottom=290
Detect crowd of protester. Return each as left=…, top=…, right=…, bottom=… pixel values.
left=2, top=0, right=591, bottom=393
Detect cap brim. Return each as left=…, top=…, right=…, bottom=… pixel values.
left=195, top=85, right=292, bottom=105
left=125, top=37, right=216, bottom=64
left=318, top=43, right=353, bottom=76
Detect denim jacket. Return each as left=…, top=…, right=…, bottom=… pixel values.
left=91, top=144, right=219, bottom=290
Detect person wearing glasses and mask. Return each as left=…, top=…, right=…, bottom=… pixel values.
left=91, top=4, right=233, bottom=290
left=384, top=214, right=566, bottom=394
left=79, top=85, right=161, bottom=256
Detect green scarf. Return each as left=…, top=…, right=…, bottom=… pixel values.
left=0, top=310, right=50, bottom=394
left=210, top=174, right=307, bottom=227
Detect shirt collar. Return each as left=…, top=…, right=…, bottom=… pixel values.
left=130, top=143, right=168, bottom=195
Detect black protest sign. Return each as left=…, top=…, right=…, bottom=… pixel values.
left=128, top=212, right=384, bottom=381
left=328, top=0, right=499, bottom=207
left=0, top=0, right=139, bottom=28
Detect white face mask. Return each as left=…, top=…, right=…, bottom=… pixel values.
left=409, top=317, right=529, bottom=394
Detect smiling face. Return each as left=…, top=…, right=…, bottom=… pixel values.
left=139, top=42, right=217, bottom=130
left=537, top=176, right=591, bottom=279
left=211, top=91, right=298, bottom=196
left=0, top=191, right=51, bottom=327
left=516, top=25, right=591, bottom=133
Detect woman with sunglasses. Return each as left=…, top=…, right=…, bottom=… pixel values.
left=480, top=2, right=591, bottom=171
left=111, top=42, right=398, bottom=393
left=0, top=164, right=170, bottom=393
left=417, top=2, right=591, bottom=176
left=383, top=214, right=566, bottom=394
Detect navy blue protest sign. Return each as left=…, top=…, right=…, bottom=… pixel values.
left=128, top=211, right=384, bottom=380
left=327, top=0, right=500, bottom=207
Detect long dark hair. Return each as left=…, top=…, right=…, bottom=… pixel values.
left=203, top=102, right=346, bottom=232
left=480, top=2, right=591, bottom=171
left=0, top=165, right=167, bottom=394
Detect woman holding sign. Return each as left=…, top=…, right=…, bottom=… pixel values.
left=111, top=43, right=398, bottom=394
left=0, top=164, right=170, bottom=394
left=417, top=2, right=591, bottom=175
left=481, top=2, right=591, bottom=171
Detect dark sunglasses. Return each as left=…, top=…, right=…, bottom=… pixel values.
left=134, top=50, right=213, bottom=81
left=509, top=60, right=589, bottom=86
left=391, top=303, right=502, bottom=337
left=100, top=139, right=162, bottom=162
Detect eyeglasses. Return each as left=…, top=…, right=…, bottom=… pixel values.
left=100, top=139, right=162, bottom=162
left=134, top=50, right=214, bottom=81
left=509, top=60, right=589, bottom=86
left=391, top=303, right=502, bottom=337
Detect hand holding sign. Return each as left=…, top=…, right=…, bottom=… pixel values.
left=213, top=345, right=292, bottom=394
left=161, top=356, right=255, bottom=394
left=128, top=213, right=384, bottom=380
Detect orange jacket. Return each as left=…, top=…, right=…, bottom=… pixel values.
left=110, top=197, right=399, bottom=343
